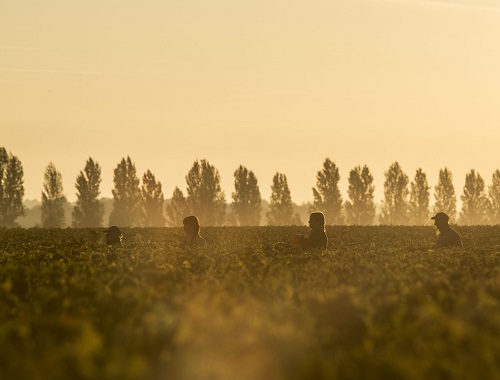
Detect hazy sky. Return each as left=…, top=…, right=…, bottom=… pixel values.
left=2, top=0, right=500, bottom=206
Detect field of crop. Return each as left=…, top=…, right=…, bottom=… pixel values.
left=1, top=226, right=500, bottom=380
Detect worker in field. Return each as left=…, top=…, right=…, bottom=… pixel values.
left=104, top=226, right=123, bottom=247
left=292, top=211, right=328, bottom=251
left=431, top=212, right=463, bottom=248
left=180, top=215, right=206, bottom=249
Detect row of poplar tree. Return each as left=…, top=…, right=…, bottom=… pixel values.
left=1, top=147, right=499, bottom=227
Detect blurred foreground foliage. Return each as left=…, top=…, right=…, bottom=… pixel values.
left=1, top=226, right=500, bottom=379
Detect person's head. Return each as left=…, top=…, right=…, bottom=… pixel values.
left=309, top=212, right=325, bottom=229
left=104, top=226, right=123, bottom=246
left=183, top=215, right=201, bottom=235
left=431, top=212, right=449, bottom=230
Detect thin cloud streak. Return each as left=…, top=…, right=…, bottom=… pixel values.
left=0, top=46, right=41, bottom=51
left=0, top=79, right=25, bottom=85
left=368, top=0, right=500, bottom=12
left=0, top=68, right=134, bottom=76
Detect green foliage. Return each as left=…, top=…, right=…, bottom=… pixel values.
left=489, top=170, right=500, bottom=224
left=186, top=159, right=226, bottom=226
left=267, top=172, right=295, bottom=225
left=72, top=158, right=104, bottom=228
left=434, top=168, right=457, bottom=220
left=141, top=170, right=166, bottom=227
left=232, top=165, right=262, bottom=226
left=460, top=169, right=490, bottom=225
left=409, top=168, right=430, bottom=225
left=1, top=226, right=500, bottom=379
left=345, top=165, right=375, bottom=225
left=0, top=147, right=25, bottom=227
left=109, top=157, right=143, bottom=227
left=312, top=158, right=344, bottom=224
left=380, top=162, right=410, bottom=225
left=41, top=162, right=67, bottom=228
left=166, top=187, right=188, bottom=227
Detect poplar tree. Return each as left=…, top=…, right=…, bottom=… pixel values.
left=109, top=156, right=143, bottom=227
left=489, top=169, right=500, bottom=224
left=0, top=149, right=6, bottom=206
left=312, top=158, right=344, bottom=224
left=41, top=162, right=67, bottom=228
left=409, top=168, right=430, bottom=225
left=166, top=187, right=189, bottom=227
left=266, top=172, right=294, bottom=225
left=460, top=169, right=490, bottom=225
left=141, top=170, right=166, bottom=227
left=345, top=165, right=375, bottom=225
left=72, top=158, right=104, bottom=227
left=380, top=162, right=409, bottom=225
left=0, top=148, right=25, bottom=227
left=186, top=159, right=226, bottom=226
left=232, top=165, right=262, bottom=226
left=433, top=168, right=457, bottom=220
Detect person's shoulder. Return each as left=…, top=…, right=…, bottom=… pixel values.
left=192, top=235, right=206, bottom=247
left=442, top=226, right=458, bottom=235
left=311, top=228, right=327, bottom=237
left=447, top=226, right=462, bottom=239
left=310, top=228, right=327, bottom=249
left=438, top=226, right=462, bottom=248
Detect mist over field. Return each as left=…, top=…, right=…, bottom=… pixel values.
left=3, top=155, right=499, bottom=228
left=15, top=198, right=313, bottom=229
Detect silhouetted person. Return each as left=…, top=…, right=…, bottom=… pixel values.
left=431, top=212, right=463, bottom=248
left=104, top=226, right=123, bottom=247
left=180, top=216, right=206, bottom=249
left=293, top=211, right=328, bottom=251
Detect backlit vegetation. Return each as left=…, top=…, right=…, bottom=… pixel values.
left=1, top=226, right=500, bottom=379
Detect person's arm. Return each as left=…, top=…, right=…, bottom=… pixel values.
left=299, top=230, right=326, bottom=250
left=293, top=234, right=310, bottom=249
left=299, top=235, right=311, bottom=250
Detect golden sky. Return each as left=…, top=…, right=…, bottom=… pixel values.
left=2, top=0, right=500, bottom=204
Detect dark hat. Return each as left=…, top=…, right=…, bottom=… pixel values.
left=103, top=226, right=122, bottom=235
left=431, top=212, right=449, bottom=222
left=183, top=216, right=200, bottom=227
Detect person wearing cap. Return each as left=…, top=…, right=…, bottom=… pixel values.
left=293, top=211, right=328, bottom=251
left=431, top=212, right=463, bottom=248
left=104, top=226, right=123, bottom=247
left=180, top=216, right=206, bottom=249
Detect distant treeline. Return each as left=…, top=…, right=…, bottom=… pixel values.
left=1, top=147, right=499, bottom=227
